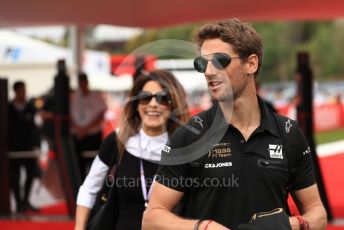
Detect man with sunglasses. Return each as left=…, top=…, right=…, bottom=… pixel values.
left=143, top=19, right=327, bottom=230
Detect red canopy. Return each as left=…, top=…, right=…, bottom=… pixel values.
left=1, top=0, right=344, bottom=27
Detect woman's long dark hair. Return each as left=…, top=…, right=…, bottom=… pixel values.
left=116, top=69, right=190, bottom=161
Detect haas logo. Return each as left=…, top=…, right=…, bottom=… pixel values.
left=268, top=144, right=283, bottom=159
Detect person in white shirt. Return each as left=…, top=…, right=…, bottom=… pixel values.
left=74, top=69, right=190, bottom=230
left=71, top=72, right=107, bottom=178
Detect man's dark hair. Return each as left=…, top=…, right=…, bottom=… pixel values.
left=194, top=18, right=263, bottom=77
left=13, top=81, right=25, bottom=91
left=78, top=72, right=88, bottom=82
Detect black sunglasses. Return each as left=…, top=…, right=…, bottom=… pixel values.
left=136, top=91, right=172, bottom=106
left=193, top=52, right=242, bottom=73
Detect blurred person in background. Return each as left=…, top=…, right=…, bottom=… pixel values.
left=8, top=81, right=41, bottom=213
left=71, top=72, right=107, bottom=178
left=75, top=70, right=190, bottom=230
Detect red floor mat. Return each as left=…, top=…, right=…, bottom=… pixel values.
left=38, top=202, right=68, bottom=215
left=0, top=220, right=74, bottom=230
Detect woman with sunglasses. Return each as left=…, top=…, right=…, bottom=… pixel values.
left=74, top=69, right=189, bottom=230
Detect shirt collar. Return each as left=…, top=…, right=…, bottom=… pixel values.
left=126, top=129, right=169, bottom=162
left=139, top=128, right=169, bottom=151
left=209, top=97, right=280, bottom=137
left=257, top=96, right=280, bottom=137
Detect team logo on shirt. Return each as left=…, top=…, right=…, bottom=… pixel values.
left=193, top=116, right=203, bottom=128
left=302, top=146, right=311, bottom=155
left=268, top=144, right=283, bottom=159
left=205, top=161, right=233, bottom=168
left=208, top=143, right=231, bottom=158
left=285, top=119, right=292, bottom=133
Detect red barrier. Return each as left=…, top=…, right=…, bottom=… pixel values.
left=278, top=103, right=344, bottom=132
left=102, top=103, right=344, bottom=136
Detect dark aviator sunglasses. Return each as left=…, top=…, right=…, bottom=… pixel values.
left=193, top=52, right=243, bottom=73
left=136, top=91, right=172, bottom=106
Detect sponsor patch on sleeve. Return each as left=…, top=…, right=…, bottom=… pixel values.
left=163, top=145, right=171, bottom=154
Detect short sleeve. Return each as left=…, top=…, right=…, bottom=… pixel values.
left=156, top=125, right=192, bottom=192
left=289, top=123, right=315, bottom=191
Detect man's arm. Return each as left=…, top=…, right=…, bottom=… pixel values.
left=84, top=109, right=106, bottom=131
left=74, top=109, right=106, bottom=139
left=289, top=184, right=327, bottom=230
left=142, top=182, right=228, bottom=230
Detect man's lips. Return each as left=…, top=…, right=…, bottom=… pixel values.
left=208, top=80, right=223, bottom=89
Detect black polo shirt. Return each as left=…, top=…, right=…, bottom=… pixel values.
left=156, top=97, right=315, bottom=229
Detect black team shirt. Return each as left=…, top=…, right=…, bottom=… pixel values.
left=156, top=97, right=315, bottom=229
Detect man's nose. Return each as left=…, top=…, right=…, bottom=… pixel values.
left=205, top=60, right=218, bottom=76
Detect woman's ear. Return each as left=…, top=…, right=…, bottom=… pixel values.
left=246, top=54, right=259, bottom=76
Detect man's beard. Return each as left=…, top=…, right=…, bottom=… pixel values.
left=210, top=71, right=247, bottom=103
left=211, top=86, right=242, bottom=102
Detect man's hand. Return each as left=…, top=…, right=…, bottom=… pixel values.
left=74, top=126, right=87, bottom=139
left=289, top=216, right=301, bottom=230
left=235, top=208, right=292, bottom=230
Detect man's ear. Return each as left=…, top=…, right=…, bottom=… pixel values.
left=245, top=54, right=259, bottom=76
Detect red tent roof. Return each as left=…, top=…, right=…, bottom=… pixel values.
left=1, top=0, right=344, bottom=27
